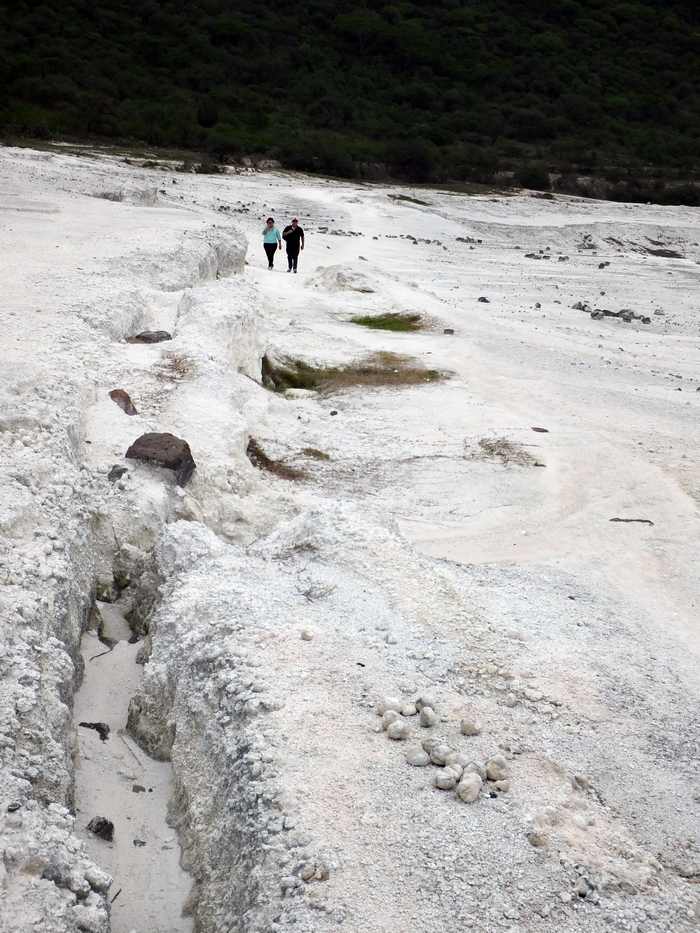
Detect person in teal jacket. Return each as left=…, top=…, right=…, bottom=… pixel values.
left=262, top=217, right=282, bottom=269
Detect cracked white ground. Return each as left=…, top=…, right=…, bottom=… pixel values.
left=0, top=145, right=698, bottom=933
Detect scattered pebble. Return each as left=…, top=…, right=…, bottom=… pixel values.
left=376, top=696, right=402, bottom=716
left=527, top=831, right=548, bottom=848
left=429, top=743, right=452, bottom=766
left=405, top=749, right=430, bottom=767
left=486, top=755, right=509, bottom=782
left=456, top=773, right=483, bottom=803
left=382, top=710, right=401, bottom=730
left=460, top=719, right=481, bottom=736
left=435, top=769, right=458, bottom=790
left=419, top=706, right=437, bottom=728
left=387, top=720, right=410, bottom=740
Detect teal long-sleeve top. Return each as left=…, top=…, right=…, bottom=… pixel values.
left=263, top=226, right=282, bottom=244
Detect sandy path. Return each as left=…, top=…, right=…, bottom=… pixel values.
left=241, top=179, right=700, bottom=673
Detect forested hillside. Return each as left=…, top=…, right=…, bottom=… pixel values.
left=2, top=1, right=699, bottom=191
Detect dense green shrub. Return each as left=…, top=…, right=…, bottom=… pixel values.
left=1, top=1, right=698, bottom=191
left=514, top=163, right=551, bottom=191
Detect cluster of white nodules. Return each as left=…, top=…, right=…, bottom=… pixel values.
left=376, top=693, right=509, bottom=804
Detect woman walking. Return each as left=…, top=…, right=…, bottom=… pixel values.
left=262, top=217, right=282, bottom=269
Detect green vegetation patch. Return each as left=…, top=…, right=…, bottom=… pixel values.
left=3, top=3, right=698, bottom=195
left=350, top=312, right=424, bottom=332
left=261, top=352, right=441, bottom=394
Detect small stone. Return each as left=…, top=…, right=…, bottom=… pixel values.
left=126, top=330, right=172, bottom=344
left=445, top=762, right=464, bottom=780
left=421, top=737, right=441, bottom=754
left=435, top=769, right=458, bottom=790
left=401, top=703, right=418, bottom=717
left=415, top=694, right=437, bottom=712
left=460, top=719, right=481, bottom=736
left=300, top=863, right=316, bottom=882
left=527, top=831, right=548, bottom=848
left=444, top=751, right=471, bottom=770
left=464, top=761, right=487, bottom=780
left=107, top=465, right=128, bottom=483
left=406, top=749, right=430, bottom=767
left=486, top=755, right=508, bottom=781
left=86, top=816, right=114, bottom=842
left=382, top=710, right=401, bottom=730
left=300, top=629, right=314, bottom=641
left=456, top=773, right=482, bottom=803
left=494, top=780, right=510, bottom=793
left=429, top=743, right=452, bottom=766
left=109, top=388, right=138, bottom=416
left=376, top=696, right=402, bottom=716
left=477, top=296, right=490, bottom=303
left=387, top=720, right=410, bottom=740
left=503, top=692, right=518, bottom=708
left=443, top=328, right=455, bottom=335
left=419, top=706, right=437, bottom=727
left=574, top=878, right=592, bottom=899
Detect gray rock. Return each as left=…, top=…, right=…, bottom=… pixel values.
left=527, top=831, right=548, bottom=848
left=415, top=694, right=437, bottom=712
left=460, top=719, right=481, bottom=736
left=429, top=743, right=452, bottom=766
left=486, top=755, right=508, bottom=781
left=419, top=706, right=437, bottom=727
left=387, top=720, right=410, bottom=740
left=376, top=696, right=403, bottom=716
left=406, top=749, right=430, bottom=767
left=456, top=773, right=482, bottom=803
left=382, top=710, right=401, bottom=730
left=401, top=703, right=418, bottom=717
left=435, top=769, right=458, bottom=790
left=464, top=761, right=487, bottom=781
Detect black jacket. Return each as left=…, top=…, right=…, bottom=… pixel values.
left=283, top=225, right=304, bottom=251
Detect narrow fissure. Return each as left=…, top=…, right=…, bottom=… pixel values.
left=73, top=583, right=193, bottom=933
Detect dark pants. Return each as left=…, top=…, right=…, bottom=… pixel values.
left=264, top=243, right=277, bottom=267
left=287, top=249, right=299, bottom=271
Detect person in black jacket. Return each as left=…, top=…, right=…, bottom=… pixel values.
left=282, top=218, right=305, bottom=273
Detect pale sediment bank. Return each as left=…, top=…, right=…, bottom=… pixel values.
left=1, top=145, right=698, bottom=933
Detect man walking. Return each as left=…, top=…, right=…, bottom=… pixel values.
left=282, top=218, right=305, bottom=273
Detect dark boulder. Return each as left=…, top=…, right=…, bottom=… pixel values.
left=125, top=433, right=196, bottom=486
left=126, top=331, right=173, bottom=344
